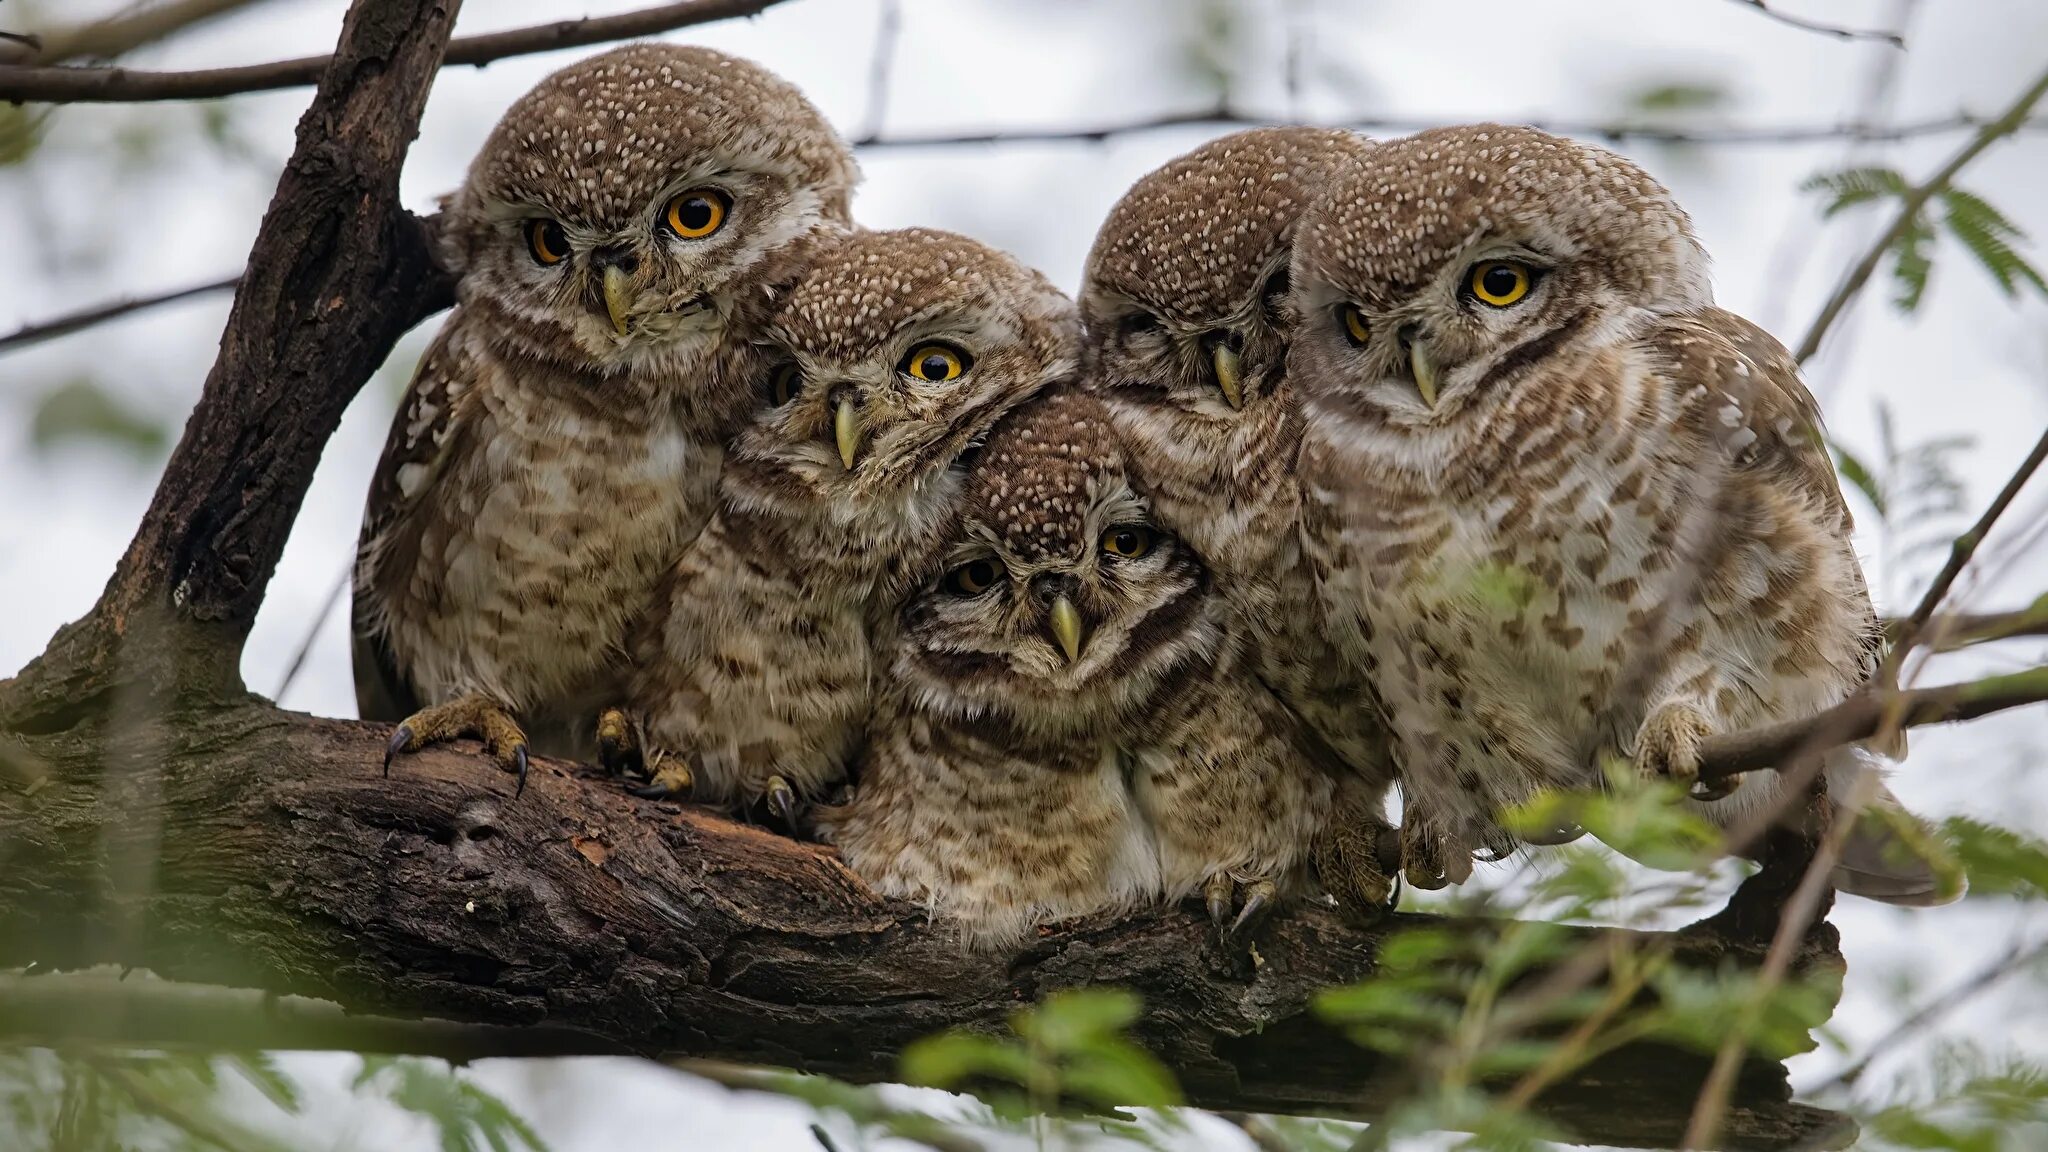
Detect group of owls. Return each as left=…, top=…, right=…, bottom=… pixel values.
left=353, top=42, right=1948, bottom=952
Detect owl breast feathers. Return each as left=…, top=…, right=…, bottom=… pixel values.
left=1288, top=124, right=1946, bottom=904
left=821, top=390, right=1373, bottom=948
left=610, top=227, right=1078, bottom=814
left=356, top=44, right=858, bottom=786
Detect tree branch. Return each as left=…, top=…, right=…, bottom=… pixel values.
left=0, top=0, right=791, bottom=104
left=1792, top=64, right=2048, bottom=364
left=0, top=0, right=277, bottom=67
left=1724, top=0, right=1905, bottom=47
left=1890, top=426, right=2048, bottom=658
left=0, top=274, right=240, bottom=355
left=0, top=705, right=1851, bottom=1152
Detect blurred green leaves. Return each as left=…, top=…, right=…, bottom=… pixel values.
left=354, top=1057, right=549, bottom=1152
left=1805, top=167, right=2048, bottom=314
left=26, top=378, right=170, bottom=461
left=903, top=988, right=1181, bottom=1119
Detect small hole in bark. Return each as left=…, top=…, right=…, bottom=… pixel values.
left=467, top=824, right=498, bottom=842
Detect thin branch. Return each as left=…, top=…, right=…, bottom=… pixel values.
left=1889, top=426, right=2048, bottom=659
left=1792, top=64, right=2048, bottom=364
left=1725, top=0, right=1905, bottom=47
left=0, top=0, right=795, bottom=104
left=1696, top=664, right=2048, bottom=782
left=1808, top=936, right=2048, bottom=1095
left=856, top=0, right=902, bottom=142
left=0, top=275, right=238, bottom=355
left=0, top=0, right=274, bottom=67
left=1884, top=606, right=2048, bottom=650
left=270, top=560, right=352, bottom=703
left=1682, top=774, right=1871, bottom=1150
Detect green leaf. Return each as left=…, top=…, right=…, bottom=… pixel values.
left=29, top=378, right=170, bottom=459
left=1832, top=440, right=1888, bottom=520
left=1802, top=166, right=1909, bottom=218
left=1059, top=1043, right=1183, bottom=1109
left=1945, top=816, right=2048, bottom=900
left=1016, top=987, right=1144, bottom=1053
left=1631, top=81, right=1731, bottom=113
left=900, top=1031, right=1036, bottom=1091
left=1939, top=186, right=2048, bottom=300
left=1890, top=210, right=1939, bottom=313
left=226, top=1052, right=302, bottom=1114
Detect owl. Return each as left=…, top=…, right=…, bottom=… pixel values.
left=1287, top=123, right=1944, bottom=903
left=1079, top=127, right=1400, bottom=912
left=355, top=44, right=858, bottom=793
left=600, top=228, right=1076, bottom=820
left=820, top=391, right=1340, bottom=948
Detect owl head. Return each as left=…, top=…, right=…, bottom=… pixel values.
left=722, top=228, right=1077, bottom=546
left=1080, top=127, right=1375, bottom=419
left=1289, top=124, right=1711, bottom=428
left=441, top=44, right=859, bottom=381
left=892, top=391, right=1222, bottom=740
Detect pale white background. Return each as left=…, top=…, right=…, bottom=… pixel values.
left=3, top=1, right=2046, bottom=1148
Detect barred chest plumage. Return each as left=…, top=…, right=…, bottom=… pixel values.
left=1301, top=343, right=1868, bottom=843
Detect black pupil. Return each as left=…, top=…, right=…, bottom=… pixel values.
left=920, top=353, right=951, bottom=379
left=775, top=370, right=797, bottom=402
left=1115, top=531, right=1137, bottom=552
left=537, top=223, right=561, bottom=254
left=1483, top=265, right=1521, bottom=297
left=677, top=197, right=714, bottom=230
left=960, top=562, right=992, bottom=590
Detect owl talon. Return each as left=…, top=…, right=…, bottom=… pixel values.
left=381, top=694, right=528, bottom=797
left=1635, top=701, right=1715, bottom=791
left=596, top=707, right=643, bottom=778
left=629, top=754, right=694, bottom=801
left=1202, top=872, right=1235, bottom=929
left=765, top=775, right=799, bottom=826
left=1312, top=814, right=1397, bottom=922
left=1228, top=879, right=1277, bottom=940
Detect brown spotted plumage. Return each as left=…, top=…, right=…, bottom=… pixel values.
left=1289, top=124, right=1947, bottom=904
left=1079, top=128, right=1399, bottom=912
left=355, top=45, right=858, bottom=790
left=606, top=228, right=1075, bottom=819
left=821, top=391, right=1342, bottom=948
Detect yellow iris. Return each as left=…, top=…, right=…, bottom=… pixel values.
left=665, top=190, right=728, bottom=239
left=1468, top=260, right=1533, bottom=307
left=946, top=558, right=1003, bottom=596
left=1100, top=525, right=1156, bottom=559
left=1339, top=303, right=1371, bottom=346
left=526, top=219, right=568, bottom=265
left=903, top=343, right=969, bottom=382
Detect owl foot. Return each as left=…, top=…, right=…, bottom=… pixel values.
left=1202, top=872, right=1278, bottom=941
left=1399, top=816, right=1473, bottom=891
left=383, top=693, right=529, bottom=797
left=763, top=775, right=799, bottom=827
left=1635, top=701, right=1737, bottom=801
left=595, top=707, right=644, bottom=778
left=627, top=753, right=694, bottom=800
left=1313, top=818, right=1397, bottom=923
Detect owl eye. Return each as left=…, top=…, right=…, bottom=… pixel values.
left=901, top=342, right=972, bottom=383
left=1119, top=310, right=1161, bottom=337
left=1337, top=303, right=1371, bottom=347
left=663, top=189, right=729, bottom=240
left=944, top=557, right=1004, bottom=597
left=1467, top=260, right=1535, bottom=307
left=768, top=363, right=803, bottom=407
left=526, top=219, right=569, bottom=266
left=1099, top=525, right=1156, bottom=559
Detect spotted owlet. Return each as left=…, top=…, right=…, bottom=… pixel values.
left=1287, top=123, right=1945, bottom=903
left=596, top=228, right=1076, bottom=820
left=354, top=45, right=858, bottom=792
left=821, top=391, right=1342, bottom=948
left=1079, top=127, right=1400, bottom=913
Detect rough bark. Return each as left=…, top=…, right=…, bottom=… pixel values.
left=0, top=702, right=1852, bottom=1152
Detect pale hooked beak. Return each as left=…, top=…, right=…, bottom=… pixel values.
left=1211, top=340, right=1244, bottom=410
left=834, top=393, right=861, bottom=470
left=1049, top=595, right=1085, bottom=664
left=602, top=264, right=635, bottom=336
left=1406, top=330, right=1440, bottom=408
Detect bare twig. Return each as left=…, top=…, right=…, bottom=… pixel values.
left=1682, top=774, right=1872, bottom=1150
left=1884, top=606, right=2048, bottom=650
left=0, top=32, right=44, bottom=52
left=1793, top=64, right=2048, bottom=364
left=0, top=0, right=274, bottom=66
left=0, top=275, right=239, bottom=355
left=0, top=0, right=795, bottom=104
left=1725, top=0, right=1905, bottom=47
left=1887, top=426, right=2048, bottom=662
left=1808, top=937, right=2048, bottom=1095
left=857, top=0, right=902, bottom=142
left=271, top=561, right=352, bottom=704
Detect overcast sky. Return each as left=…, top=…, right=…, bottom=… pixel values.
left=3, top=1, right=2047, bottom=1148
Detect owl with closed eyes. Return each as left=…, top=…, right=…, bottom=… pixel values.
left=821, top=391, right=1340, bottom=949
left=356, top=45, right=858, bottom=792
left=599, top=228, right=1076, bottom=820
left=1288, top=123, right=1946, bottom=903
left=1080, top=127, right=1399, bottom=913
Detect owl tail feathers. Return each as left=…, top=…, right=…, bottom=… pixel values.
left=1825, top=745, right=1963, bottom=907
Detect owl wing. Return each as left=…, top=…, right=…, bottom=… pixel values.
left=351, top=314, right=484, bottom=721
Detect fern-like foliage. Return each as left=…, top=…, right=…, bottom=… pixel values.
left=1803, top=167, right=2048, bottom=315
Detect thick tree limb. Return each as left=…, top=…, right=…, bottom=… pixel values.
left=0, top=704, right=1852, bottom=1151
left=0, top=0, right=789, bottom=104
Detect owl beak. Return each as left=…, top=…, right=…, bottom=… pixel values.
left=1211, top=341, right=1245, bottom=410
left=834, top=393, right=861, bottom=470
left=1048, top=595, right=1085, bottom=664
left=602, top=264, right=636, bottom=336
left=1407, top=334, right=1440, bottom=409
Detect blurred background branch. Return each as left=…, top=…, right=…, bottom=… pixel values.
left=0, top=0, right=277, bottom=66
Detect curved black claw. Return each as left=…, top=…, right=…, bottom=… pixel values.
left=1227, top=882, right=1276, bottom=941
left=513, top=744, right=529, bottom=798
left=383, top=724, right=413, bottom=777
left=1205, top=887, right=1233, bottom=930
left=766, top=776, right=798, bottom=826
left=1689, top=773, right=1741, bottom=802
left=629, top=780, right=680, bottom=801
